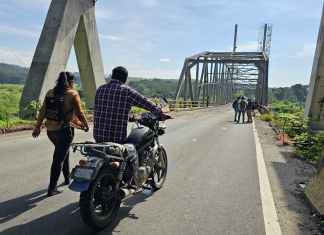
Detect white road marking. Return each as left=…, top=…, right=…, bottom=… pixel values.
left=252, top=121, right=282, bottom=235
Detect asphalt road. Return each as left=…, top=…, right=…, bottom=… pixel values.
left=0, top=106, right=265, bottom=235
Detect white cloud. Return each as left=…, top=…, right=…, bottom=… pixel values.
left=295, top=43, right=316, bottom=59
left=160, top=58, right=171, bottom=63
left=0, top=24, right=39, bottom=38
left=100, top=34, right=123, bottom=41
left=0, top=47, right=33, bottom=66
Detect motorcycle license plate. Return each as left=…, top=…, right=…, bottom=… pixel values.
left=73, top=167, right=94, bottom=180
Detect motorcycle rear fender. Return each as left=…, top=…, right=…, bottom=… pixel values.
left=87, top=157, right=105, bottom=180
left=69, top=157, right=105, bottom=192
left=69, top=179, right=91, bottom=192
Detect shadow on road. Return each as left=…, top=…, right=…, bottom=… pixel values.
left=0, top=189, right=48, bottom=224
left=1, top=190, right=154, bottom=235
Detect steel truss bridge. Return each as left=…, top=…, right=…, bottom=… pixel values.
left=175, top=24, right=272, bottom=106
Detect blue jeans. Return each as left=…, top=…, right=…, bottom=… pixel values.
left=234, top=108, right=239, bottom=121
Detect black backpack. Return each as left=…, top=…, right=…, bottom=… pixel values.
left=45, top=94, right=65, bottom=122
left=238, top=99, right=248, bottom=111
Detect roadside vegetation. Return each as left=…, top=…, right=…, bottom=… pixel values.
left=0, top=84, right=35, bottom=129
left=0, top=84, right=164, bottom=130
left=259, top=100, right=324, bottom=164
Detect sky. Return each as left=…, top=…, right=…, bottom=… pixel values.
left=0, top=0, right=323, bottom=87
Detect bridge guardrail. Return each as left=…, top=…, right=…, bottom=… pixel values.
left=83, top=100, right=210, bottom=114
left=167, top=100, right=207, bottom=111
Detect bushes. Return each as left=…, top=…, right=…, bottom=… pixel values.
left=294, top=132, right=324, bottom=163
left=259, top=113, right=273, bottom=122
left=272, top=112, right=307, bottom=138
left=21, top=100, right=41, bottom=120
left=263, top=100, right=324, bottom=164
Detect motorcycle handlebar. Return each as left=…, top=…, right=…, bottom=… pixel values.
left=129, top=113, right=172, bottom=123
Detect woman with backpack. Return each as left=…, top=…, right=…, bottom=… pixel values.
left=32, top=72, right=89, bottom=197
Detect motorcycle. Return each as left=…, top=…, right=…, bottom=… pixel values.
left=69, top=112, right=170, bottom=230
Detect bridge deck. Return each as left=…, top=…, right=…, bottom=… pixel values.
left=0, top=106, right=266, bottom=235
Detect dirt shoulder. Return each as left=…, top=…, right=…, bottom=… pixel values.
left=255, top=119, right=323, bottom=235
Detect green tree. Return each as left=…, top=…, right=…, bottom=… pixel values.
left=291, top=84, right=308, bottom=104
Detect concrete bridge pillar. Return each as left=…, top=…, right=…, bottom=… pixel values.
left=305, top=4, right=324, bottom=129
left=20, top=0, right=105, bottom=115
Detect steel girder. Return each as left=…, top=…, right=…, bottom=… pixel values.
left=175, top=51, right=269, bottom=106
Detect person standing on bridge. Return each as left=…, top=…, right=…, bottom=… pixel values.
left=32, top=72, right=89, bottom=197
left=237, top=96, right=248, bottom=124
left=232, top=97, right=240, bottom=122
left=246, top=99, right=253, bottom=123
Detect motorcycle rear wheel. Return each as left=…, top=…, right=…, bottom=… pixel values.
left=150, top=146, right=168, bottom=190
left=79, top=171, right=121, bottom=231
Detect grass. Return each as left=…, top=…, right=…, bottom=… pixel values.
left=0, top=84, right=36, bottom=129
left=0, top=84, right=22, bottom=117
left=0, top=119, right=35, bottom=129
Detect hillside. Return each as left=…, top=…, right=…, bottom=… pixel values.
left=128, top=79, right=177, bottom=98
left=0, top=63, right=178, bottom=98
left=0, top=63, right=28, bottom=84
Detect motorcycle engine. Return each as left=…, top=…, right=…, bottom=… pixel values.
left=135, top=147, right=156, bottom=186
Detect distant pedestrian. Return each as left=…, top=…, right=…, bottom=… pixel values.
left=237, top=97, right=248, bottom=124
left=247, top=99, right=253, bottom=123
left=232, top=97, right=240, bottom=122
left=32, top=72, right=89, bottom=197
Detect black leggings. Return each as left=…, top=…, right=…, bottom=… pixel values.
left=237, top=111, right=246, bottom=123
left=47, top=126, right=74, bottom=191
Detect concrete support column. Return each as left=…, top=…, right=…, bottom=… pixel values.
left=20, top=0, right=105, bottom=113
left=305, top=4, right=324, bottom=129
left=74, top=7, right=105, bottom=108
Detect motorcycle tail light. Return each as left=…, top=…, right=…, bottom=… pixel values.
left=79, top=159, right=87, bottom=166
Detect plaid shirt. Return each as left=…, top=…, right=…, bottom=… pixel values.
left=93, top=79, right=162, bottom=143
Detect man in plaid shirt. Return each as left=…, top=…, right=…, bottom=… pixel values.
left=94, top=66, right=168, bottom=144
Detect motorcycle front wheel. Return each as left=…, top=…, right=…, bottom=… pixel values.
left=150, top=146, right=168, bottom=190
left=79, top=171, right=121, bottom=231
